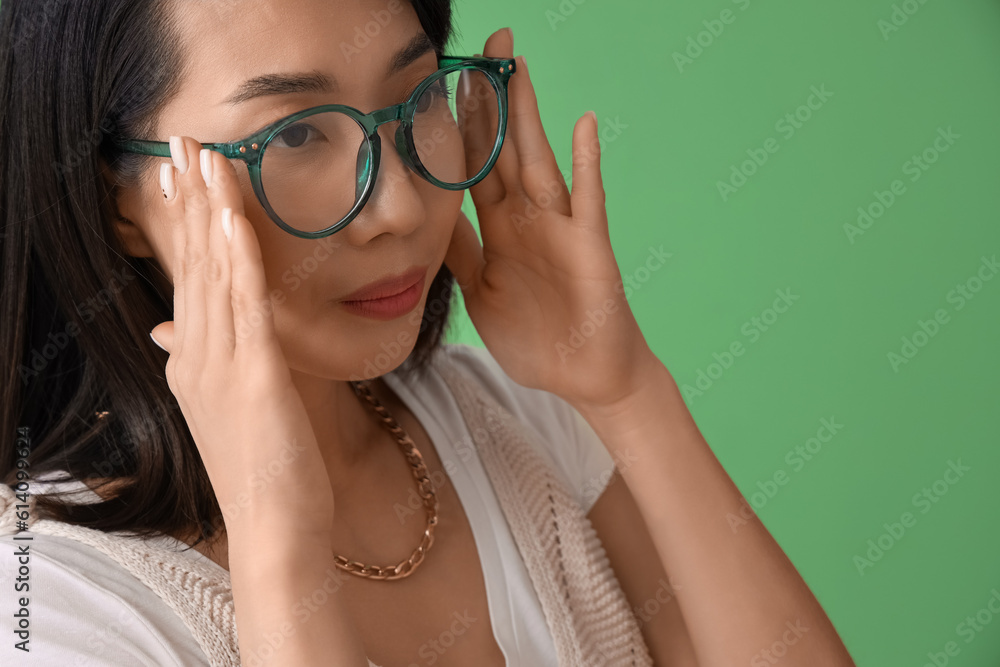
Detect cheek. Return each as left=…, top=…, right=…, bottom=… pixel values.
left=418, top=180, right=465, bottom=235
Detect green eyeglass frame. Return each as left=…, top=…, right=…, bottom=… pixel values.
left=110, top=55, right=517, bottom=239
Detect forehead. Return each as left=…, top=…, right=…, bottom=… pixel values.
left=166, top=0, right=427, bottom=118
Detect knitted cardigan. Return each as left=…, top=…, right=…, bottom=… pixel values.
left=0, top=352, right=654, bottom=666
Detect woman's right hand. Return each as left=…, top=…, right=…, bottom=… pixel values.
left=149, top=135, right=336, bottom=544
left=148, top=137, right=371, bottom=667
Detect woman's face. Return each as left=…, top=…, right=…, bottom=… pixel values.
left=117, top=0, right=463, bottom=380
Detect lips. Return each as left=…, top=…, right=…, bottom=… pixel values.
left=340, top=265, right=428, bottom=302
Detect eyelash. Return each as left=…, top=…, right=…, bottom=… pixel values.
left=419, top=78, right=453, bottom=105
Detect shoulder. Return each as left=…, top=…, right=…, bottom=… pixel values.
left=0, top=520, right=208, bottom=665
left=416, top=343, right=619, bottom=513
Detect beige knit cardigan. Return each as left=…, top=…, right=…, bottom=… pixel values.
left=0, top=352, right=653, bottom=666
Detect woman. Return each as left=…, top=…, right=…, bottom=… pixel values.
left=0, top=0, right=857, bottom=665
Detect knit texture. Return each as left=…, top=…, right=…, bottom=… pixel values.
left=0, top=350, right=653, bottom=666
left=434, top=354, right=653, bottom=667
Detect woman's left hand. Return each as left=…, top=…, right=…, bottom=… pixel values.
left=443, top=27, right=659, bottom=413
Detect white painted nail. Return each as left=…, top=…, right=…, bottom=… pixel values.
left=169, top=135, right=188, bottom=174
left=200, top=149, right=213, bottom=188
left=149, top=332, right=167, bottom=352
left=222, top=207, right=233, bottom=242
left=461, top=69, right=471, bottom=98
left=160, top=163, right=176, bottom=202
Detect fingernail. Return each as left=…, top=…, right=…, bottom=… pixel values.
left=504, top=27, right=513, bottom=47
left=200, top=149, right=213, bottom=188
left=160, top=163, right=177, bottom=202
left=586, top=110, right=597, bottom=125
left=460, top=69, right=471, bottom=97
left=169, top=135, right=188, bottom=174
left=517, top=54, right=527, bottom=75
left=222, top=207, right=234, bottom=242
left=149, top=332, right=166, bottom=352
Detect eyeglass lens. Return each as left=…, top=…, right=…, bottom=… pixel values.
left=258, top=66, right=501, bottom=234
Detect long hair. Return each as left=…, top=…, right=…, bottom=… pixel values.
left=0, top=0, right=457, bottom=548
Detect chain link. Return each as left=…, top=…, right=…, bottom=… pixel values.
left=335, top=380, right=439, bottom=581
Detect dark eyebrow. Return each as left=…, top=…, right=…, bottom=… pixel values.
left=385, top=32, right=435, bottom=80
left=222, top=32, right=436, bottom=106
left=222, top=71, right=332, bottom=107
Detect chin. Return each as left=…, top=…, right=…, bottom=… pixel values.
left=344, top=322, right=421, bottom=381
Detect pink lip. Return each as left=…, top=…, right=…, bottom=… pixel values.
left=339, top=266, right=428, bottom=321
left=341, top=266, right=428, bottom=301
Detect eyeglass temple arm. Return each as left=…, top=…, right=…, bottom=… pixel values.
left=113, top=139, right=246, bottom=160
left=439, top=55, right=517, bottom=75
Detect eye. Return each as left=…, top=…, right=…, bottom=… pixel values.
left=270, top=122, right=318, bottom=149
left=414, top=78, right=454, bottom=114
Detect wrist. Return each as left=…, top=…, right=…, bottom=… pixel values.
left=570, top=353, right=678, bottom=437
left=225, top=510, right=335, bottom=556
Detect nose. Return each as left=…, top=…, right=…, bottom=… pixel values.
left=338, top=119, right=424, bottom=246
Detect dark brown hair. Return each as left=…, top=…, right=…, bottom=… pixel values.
left=0, top=0, right=457, bottom=548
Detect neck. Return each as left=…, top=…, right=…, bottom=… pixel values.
left=287, top=368, right=397, bottom=492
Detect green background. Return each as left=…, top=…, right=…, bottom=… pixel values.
left=446, top=0, right=1000, bottom=665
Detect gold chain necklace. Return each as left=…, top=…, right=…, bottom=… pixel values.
left=337, top=379, right=439, bottom=581
left=94, top=380, right=438, bottom=580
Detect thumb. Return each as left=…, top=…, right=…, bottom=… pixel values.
left=444, top=209, right=484, bottom=296
left=149, top=322, right=174, bottom=354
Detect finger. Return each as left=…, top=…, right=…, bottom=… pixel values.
left=160, top=153, right=185, bottom=352
left=201, top=148, right=245, bottom=355
left=169, top=135, right=212, bottom=353
left=443, top=210, right=485, bottom=295
left=507, top=55, right=571, bottom=217
left=226, top=207, right=279, bottom=359
left=150, top=322, right=174, bottom=354
left=482, top=30, right=522, bottom=193
left=468, top=30, right=524, bottom=209
left=459, top=66, right=505, bottom=207
left=570, top=111, right=608, bottom=228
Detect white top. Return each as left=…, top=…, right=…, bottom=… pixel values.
left=0, top=343, right=617, bottom=666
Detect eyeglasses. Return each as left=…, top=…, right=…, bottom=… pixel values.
left=110, top=55, right=517, bottom=239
